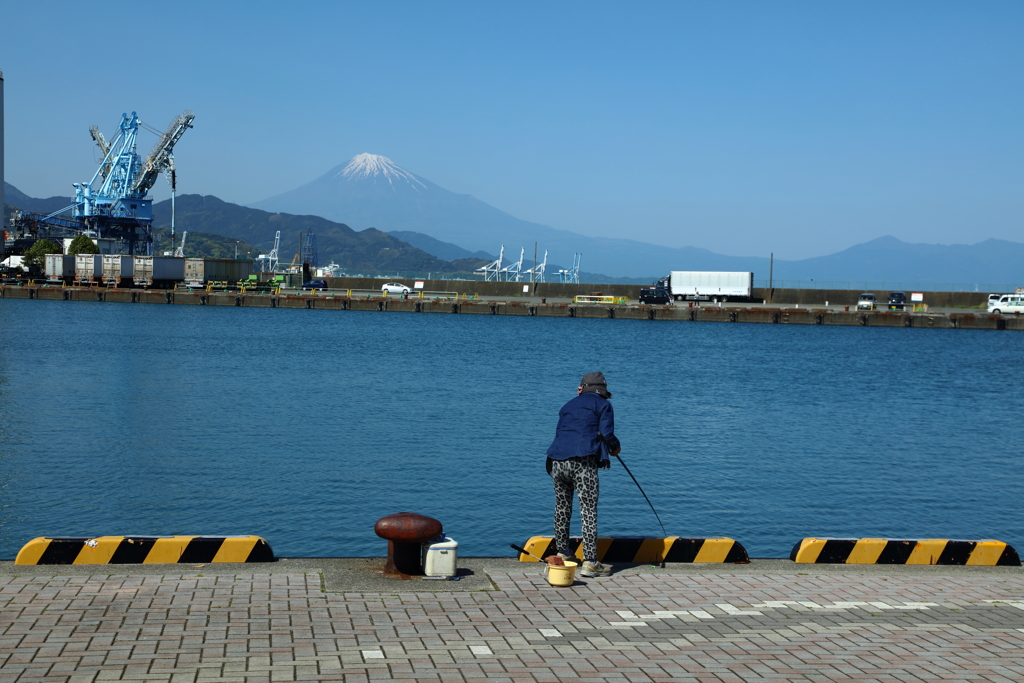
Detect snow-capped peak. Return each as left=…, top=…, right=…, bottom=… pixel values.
left=337, top=153, right=426, bottom=189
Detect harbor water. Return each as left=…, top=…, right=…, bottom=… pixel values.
left=0, top=297, right=1022, bottom=559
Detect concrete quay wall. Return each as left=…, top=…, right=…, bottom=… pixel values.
left=3, top=285, right=1021, bottom=330
left=322, top=276, right=992, bottom=308
left=759, top=287, right=990, bottom=308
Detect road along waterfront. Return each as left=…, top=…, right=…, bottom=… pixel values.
left=2, top=284, right=1020, bottom=330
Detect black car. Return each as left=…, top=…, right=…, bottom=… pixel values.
left=302, top=280, right=328, bottom=291
left=888, top=291, right=907, bottom=310
left=639, top=286, right=672, bottom=305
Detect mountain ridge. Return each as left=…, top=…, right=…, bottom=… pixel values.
left=6, top=181, right=1022, bottom=286
left=248, top=157, right=1024, bottom=284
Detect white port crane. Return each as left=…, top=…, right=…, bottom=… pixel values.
left=256, top=231, right=281, bottom=273
left=523, top=250, right=548, bottom=283
left=499, top=248, right=525, bottom=282
left=557, top=253, right=581, bottom=284
left=173, top=231, right=187, bottom=257
left=476, top=245, right=504, bottom=281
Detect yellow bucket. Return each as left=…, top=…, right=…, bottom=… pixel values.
left=545, top=561, right=578, bottom=587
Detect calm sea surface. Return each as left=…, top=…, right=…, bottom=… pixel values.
left=1, top=297, right=1021, bottom=559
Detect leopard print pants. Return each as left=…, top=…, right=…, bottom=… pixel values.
left=550, top=454, right=601, bottom=562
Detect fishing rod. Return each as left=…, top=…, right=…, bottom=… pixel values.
left=615, top=452, right=668, bottom=537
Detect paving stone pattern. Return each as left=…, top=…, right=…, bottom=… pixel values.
left=2, top=570, right=1024, bottom=682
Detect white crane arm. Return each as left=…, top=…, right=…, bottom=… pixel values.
left=133, top=110, right=195, bottom=194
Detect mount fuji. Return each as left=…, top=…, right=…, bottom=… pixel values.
left=250, top=155, right=1024, bottom=284
left=250, top=154, right=755, bottom=278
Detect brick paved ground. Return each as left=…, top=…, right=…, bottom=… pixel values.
left=2, top=569, right=1024, bottom=682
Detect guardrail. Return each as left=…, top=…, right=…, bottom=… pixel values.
left=271, top=288, right=463, bottom=299
left=573, top=295, right=629, bottom=304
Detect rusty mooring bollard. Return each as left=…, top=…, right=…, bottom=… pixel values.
left=374, top=512, right=443, bottom=575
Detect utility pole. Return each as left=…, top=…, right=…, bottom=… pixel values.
left=532, top=242, right=537, bottom=292
left=769, top=252, right=774, bottom=303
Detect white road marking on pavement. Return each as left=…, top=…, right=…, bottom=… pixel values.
left=362, top=650, right=385, bottom=660
left=470, top=645, right=492, bottom=655
left=717, top=604, right=763, bottom=615
left=539, top=628, right=561, bottom=637
left=751, top=600, right=938, bottom=611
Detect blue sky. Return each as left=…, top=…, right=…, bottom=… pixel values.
left=2, top=1, right=1021, bottom=259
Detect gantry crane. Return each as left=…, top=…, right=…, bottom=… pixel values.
left=173, top=231, right=187, bottom=258
left=255, top=231, right=280, bottom=273
left=74, top=110, right=195, bottom=255
left=10, top=110, right=194, bottom=256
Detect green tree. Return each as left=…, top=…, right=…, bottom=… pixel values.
left=22, top=239, right=63, bottom=273
left=67, top=234, right=100, bottom=255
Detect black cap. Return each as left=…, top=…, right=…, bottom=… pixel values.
left=580, top=372, right=611, bottom=398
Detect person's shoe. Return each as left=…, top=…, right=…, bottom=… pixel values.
left=579, top=560, right=612, bottom=577
left=557, top=552, right=576, bottom=563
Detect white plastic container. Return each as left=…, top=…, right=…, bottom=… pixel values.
left=422, top=534, right=458, bottom=577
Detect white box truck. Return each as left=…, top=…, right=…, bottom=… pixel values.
left=44, top=254, right=76, bottom=283
left=74, top=254, right=102, bottom=283
left=184, top=258, right=253, bottom=285
left=101, top=255, right=134, bottom=286
left=133, top=256, right=185, bottom=287
left=639, top=271, right=754, bottom=304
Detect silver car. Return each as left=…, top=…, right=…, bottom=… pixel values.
left=988, top=294, right=1024, bottom=315
left=381, top=282, right=412, bottom=295
left=857, top=293, right=876, bottom=310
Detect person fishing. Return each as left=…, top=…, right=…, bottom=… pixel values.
left=545, top=371, right=620, bottom=577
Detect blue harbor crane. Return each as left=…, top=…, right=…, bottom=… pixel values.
left=10, top=110, right=194, bottom=255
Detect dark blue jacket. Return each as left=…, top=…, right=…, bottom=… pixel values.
left=546, top=392, right=620, bottom=465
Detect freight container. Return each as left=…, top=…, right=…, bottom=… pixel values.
left=639, top=271, right=754, bottom=304
left=74, top=254, right=102, bottom=282
left=101, top=255, right=134, bottom=285
left=184, top=258, right=253, bottom=283
left=133, top=256, right=185, bottom=287
left=44, top=254, right=76, bottom=282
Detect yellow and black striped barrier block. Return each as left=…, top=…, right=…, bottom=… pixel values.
left=15, top=535, right=275, bottom=565
left=790, top=538, right=1021, bottom=566
left=517, top=536, right=748, bottom=563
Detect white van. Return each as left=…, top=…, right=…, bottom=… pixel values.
left=988, top=294, right=1024, bottom=315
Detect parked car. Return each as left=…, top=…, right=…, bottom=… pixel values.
left=888, top=291, right=907, bottom=310
left=988, top=294, right=1024, bottom=315
left=987, top=294, right=1003, bottom=308
left=638, top=281, right=672, bottom=305
left=857, top=293, right=876, bottom=310
left=302, top=280, right=327, bottom=290
left=381, top=282, right=412, bottom=294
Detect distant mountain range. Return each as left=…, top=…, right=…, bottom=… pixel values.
left=248, top=155, right=1024, bottom=285
left=150, top=194, right=484, bottom=273
left=6, top=177, right=1022, bottom=286
left=773, top=236, right=1022, bottom=286
left=251, top=153, right=697, bottom=278
left=3, top=182, right=483, bottom=273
